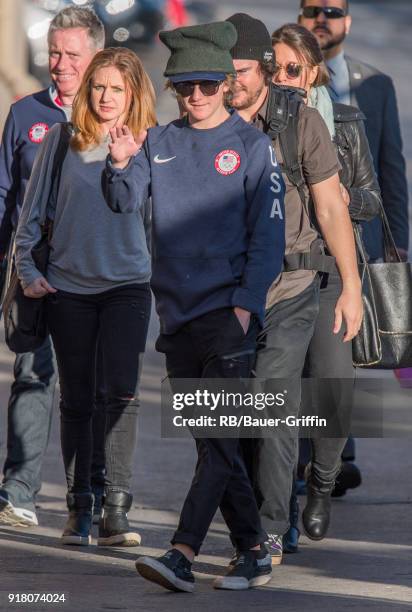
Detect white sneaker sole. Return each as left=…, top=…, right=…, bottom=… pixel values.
left=135, top=556, right=194, bottom=593
left=214, top=572, right=272, bottom=590
left=61, top=534, right=91, bottom=546
left=0, top=497, right=38, bottom=527
left=97, top=532, right=141, bottom=547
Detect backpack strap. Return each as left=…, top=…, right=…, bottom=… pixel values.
left=265, top=84, right=336, bottom=274
left=43, top=122, right=72, bottom=238
left=265, top=84, right=307, bottom=211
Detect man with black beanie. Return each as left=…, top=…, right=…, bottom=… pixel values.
left=227, top=12, right=363, bottom=565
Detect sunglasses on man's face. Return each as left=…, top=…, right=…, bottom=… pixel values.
left=173, top=80, right=222, bottom=97
left=274, top=62, right=311, bottom=79
left=301, top=6, right=347, bottom=19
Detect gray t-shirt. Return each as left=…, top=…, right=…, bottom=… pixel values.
left=15, top=124, right=151, bottom=293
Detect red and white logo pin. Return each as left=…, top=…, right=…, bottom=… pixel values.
left=215, top=150, right=241, bottom=175
left=28, top=122, right=49, bottom=144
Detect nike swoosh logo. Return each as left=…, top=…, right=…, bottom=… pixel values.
left=154, top=154, right=176, bottom=164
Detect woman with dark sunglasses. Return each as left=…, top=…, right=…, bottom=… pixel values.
left=104, top=21, right=286, bottom=592
left=271, top=22, right=381, bottom=545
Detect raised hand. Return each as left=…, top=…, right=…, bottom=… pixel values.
left=108, top=126, right=147, bottom=169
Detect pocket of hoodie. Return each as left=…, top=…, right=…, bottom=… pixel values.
left=151, top=256, right=235, bottom=306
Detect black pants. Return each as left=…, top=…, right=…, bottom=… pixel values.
left=301, top=271, right=355, bottom=484
left=156, top=308, right=267, bottom=556
left=46, top=283, right=151, bottom=496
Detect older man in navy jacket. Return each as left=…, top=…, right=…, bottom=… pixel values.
left=0, top=6, right=104, bottom=527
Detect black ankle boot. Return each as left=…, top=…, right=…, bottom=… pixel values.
left=97, top=491, right=141, bottom=547
left=283, top=487, right=300, bottom=553
left=61, top=493, right=93, bottom=546
left=302, top=478, right=333, bottom=541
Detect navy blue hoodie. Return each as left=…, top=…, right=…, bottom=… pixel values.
left=0, top=87, right=67, bottom=251
left=105, top=111, right=285, bottom=334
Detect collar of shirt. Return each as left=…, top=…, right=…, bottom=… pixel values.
left=326, top=50, right=346, bottom=76
left=48, top=84, right=72, bottom=120
left=325, top=51, right=351, bottom=105
left=250, top=94, right=269, bottom=131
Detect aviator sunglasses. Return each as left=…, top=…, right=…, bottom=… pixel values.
left=274, top=62, right=312, bottom=79
left=301, top=6, right=347, bottom=19
left=173, top=80, right=223, bottom=97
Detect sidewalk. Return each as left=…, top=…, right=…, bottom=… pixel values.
left=0, top=313, right=411, bottom=611
left=1, top=1, right=412, bottom=607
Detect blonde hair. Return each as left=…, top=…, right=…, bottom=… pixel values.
left=71, top=47, right=157, bottom=151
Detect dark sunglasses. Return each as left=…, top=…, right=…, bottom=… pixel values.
left=173, top=80, right=222, bottom=97
left=274, top=62, right=311, bottom=79
left=301, top=6, right=347, bottom=19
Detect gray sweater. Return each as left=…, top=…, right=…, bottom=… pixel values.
left=15, top=123, right=151, bottom=293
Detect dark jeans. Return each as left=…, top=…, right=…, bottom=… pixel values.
left=300, top=271, right=355, bottom=484
left=246, top=278, right=320, bottom=535
left=156, top=308, right=267, bottom=556
left=46, top=283, right=151, bottom=496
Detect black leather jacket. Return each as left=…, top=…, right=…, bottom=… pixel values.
left=333, top=102, right=382, bottom=222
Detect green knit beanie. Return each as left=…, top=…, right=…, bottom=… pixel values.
left=160, top=22, right=237, bottom=77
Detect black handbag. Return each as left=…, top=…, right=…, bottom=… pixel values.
left=2, top=123, right=71, bottom=353
left=352, top=211, right=412, bottom=369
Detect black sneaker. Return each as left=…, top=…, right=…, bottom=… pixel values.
left=61, top=493, right=93, bottom=546
left=215, top=548, right=272, bottom=590
left=97, top=491, right=141, bottom=547
left=229, top=542, right=269, bottom=566
left=135, top=549, right=195, bottom=593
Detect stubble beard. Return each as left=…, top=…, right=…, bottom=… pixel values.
left=231, top=83, right=266, bottom=111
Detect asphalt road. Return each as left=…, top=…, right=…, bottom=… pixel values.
left=0, top=2, right=412, bottom=611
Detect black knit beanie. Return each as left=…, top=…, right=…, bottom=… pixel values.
left=226, top=13, right=274, bottom=62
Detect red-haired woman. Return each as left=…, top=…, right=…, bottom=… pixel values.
left=15, top=48, right=156, bottom=548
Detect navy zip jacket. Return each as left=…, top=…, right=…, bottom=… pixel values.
left=105, top=112, right=285, bottom=334
left=0, top=87, right=67, bottom=252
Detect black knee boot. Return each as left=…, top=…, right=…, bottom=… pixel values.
left=97, top=491, right=141, bottom=547
left=61, top=493, right=93, bottom=546
left=302, top=471, right=334, bottom=541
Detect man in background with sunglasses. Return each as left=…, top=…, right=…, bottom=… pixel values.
left=299, top=0, right=409, bottom=262
left=299, top=0, right=409, bottom=495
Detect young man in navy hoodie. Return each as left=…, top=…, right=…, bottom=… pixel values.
left=104, top=21, right=286, bottom=592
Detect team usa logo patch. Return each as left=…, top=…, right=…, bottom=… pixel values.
left=28, top=122, right=49, bottom=144
left=214, top=150, right=241, bottom=175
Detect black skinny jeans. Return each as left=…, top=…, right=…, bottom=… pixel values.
left=46, top=283, right=151, bottom=496
left=156, top=308, right=267, bottom=556
left=301, top=271, right=355, bottom=484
